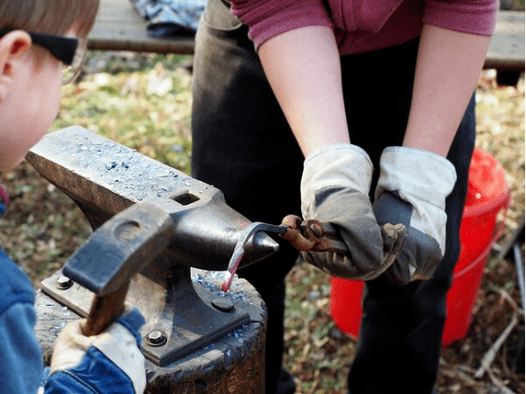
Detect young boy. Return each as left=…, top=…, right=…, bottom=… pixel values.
left=0, top=1, right=147, bottom=393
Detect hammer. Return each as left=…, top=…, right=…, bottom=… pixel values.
left=62, top=202, right=172, bottom=336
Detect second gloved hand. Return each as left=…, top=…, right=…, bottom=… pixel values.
left=373, top=147, right=457, bottom=285
left=296, top=144, right=406, bottom=280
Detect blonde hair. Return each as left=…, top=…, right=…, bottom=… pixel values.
left=0, top=0, right=100, bottom=38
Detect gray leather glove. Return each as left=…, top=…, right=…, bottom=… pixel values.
left=373, top=147, right=457, bottom=285
left=297, top=144, right=407, bottom=280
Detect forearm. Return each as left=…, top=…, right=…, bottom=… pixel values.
left=404, top=24, right=491, bottom=157
left=258, top=26, right=350, bottom=157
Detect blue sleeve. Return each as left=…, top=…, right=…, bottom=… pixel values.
left=0, top=248, right=44, bottom=394
left=0, top=247, right=140, bottom=394
left=45, top=347, right=137, bottom=394
left=0, top=303, right=45, bottom=394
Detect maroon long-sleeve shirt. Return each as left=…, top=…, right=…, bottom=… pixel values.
left=229, top=0, right=499, bottom=54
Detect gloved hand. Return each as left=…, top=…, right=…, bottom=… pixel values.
left=46, top=308, right=146, bottom=394
left=373, top=146, right=457, bottom=285
left=291, top=143, right=407, bottom=280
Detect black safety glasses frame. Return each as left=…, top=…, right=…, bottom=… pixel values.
left=0, top=28, right=78, bottom=65
left=0, top=28, right=88, bottom=84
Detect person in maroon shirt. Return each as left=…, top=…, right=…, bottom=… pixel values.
left=191, top=1, right=498, bottom=393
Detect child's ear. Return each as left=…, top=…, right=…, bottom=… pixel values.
left=0, top=31, right=32, bottom=102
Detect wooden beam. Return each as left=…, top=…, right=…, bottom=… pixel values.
left=485, top=11, right=525, bottom=71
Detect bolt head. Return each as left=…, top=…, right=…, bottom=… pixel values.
left=212, top=297, right=235, bottom=312
left=146, top=330, right=167, bottom=347
left=56, top=276, right=73, bottom=290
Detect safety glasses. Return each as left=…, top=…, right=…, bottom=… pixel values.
left=0, top=28, right=88, bottom=84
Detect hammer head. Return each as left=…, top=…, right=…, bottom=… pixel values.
left=63, top=202, right=172, bottom=295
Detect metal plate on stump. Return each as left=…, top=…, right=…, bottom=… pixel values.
left=40, top=269, right=254, bottom=366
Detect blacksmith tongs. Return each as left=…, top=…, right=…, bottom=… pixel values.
left=222, top=216, right=348, bottom=292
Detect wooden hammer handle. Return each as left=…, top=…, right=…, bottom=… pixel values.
left=82, top=282, right=130, bottom=337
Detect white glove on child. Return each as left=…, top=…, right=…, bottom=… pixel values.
left=299, top=144, right=406, bottom=280
left=373, top=146, right=457, bottom=285
left=47, top=308, right=146, bottom=394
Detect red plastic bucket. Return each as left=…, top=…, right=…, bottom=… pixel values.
left=330, top=148, right=510, bottom=347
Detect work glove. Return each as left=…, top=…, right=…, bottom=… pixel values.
left=284, top=144, right=407, bottom=281
left=46, top=308, right=147, bottom=394
left=373, top=146, right=457, bottom=285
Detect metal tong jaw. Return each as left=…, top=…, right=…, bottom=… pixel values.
left=280, top=214, right=348, bottom=254
left=222, top=222, right=289, bottom=292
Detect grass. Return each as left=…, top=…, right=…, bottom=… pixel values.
left=52, top=53, right=194, bottom=174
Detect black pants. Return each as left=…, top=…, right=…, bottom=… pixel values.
left=191, top=1, right=476, bottom=392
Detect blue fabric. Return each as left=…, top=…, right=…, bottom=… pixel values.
left=130, top=0, right=206, bottom=36
left=45, top=348, right=136, bottom=394
left=0, top=247, right=44, bottom=394
left=0, top=201, right=7, bottom=217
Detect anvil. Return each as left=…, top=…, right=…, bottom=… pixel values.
left=28, top=126, right=280, bottom=366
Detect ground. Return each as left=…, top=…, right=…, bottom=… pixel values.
left=0, top=53, right=523, bottom=393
